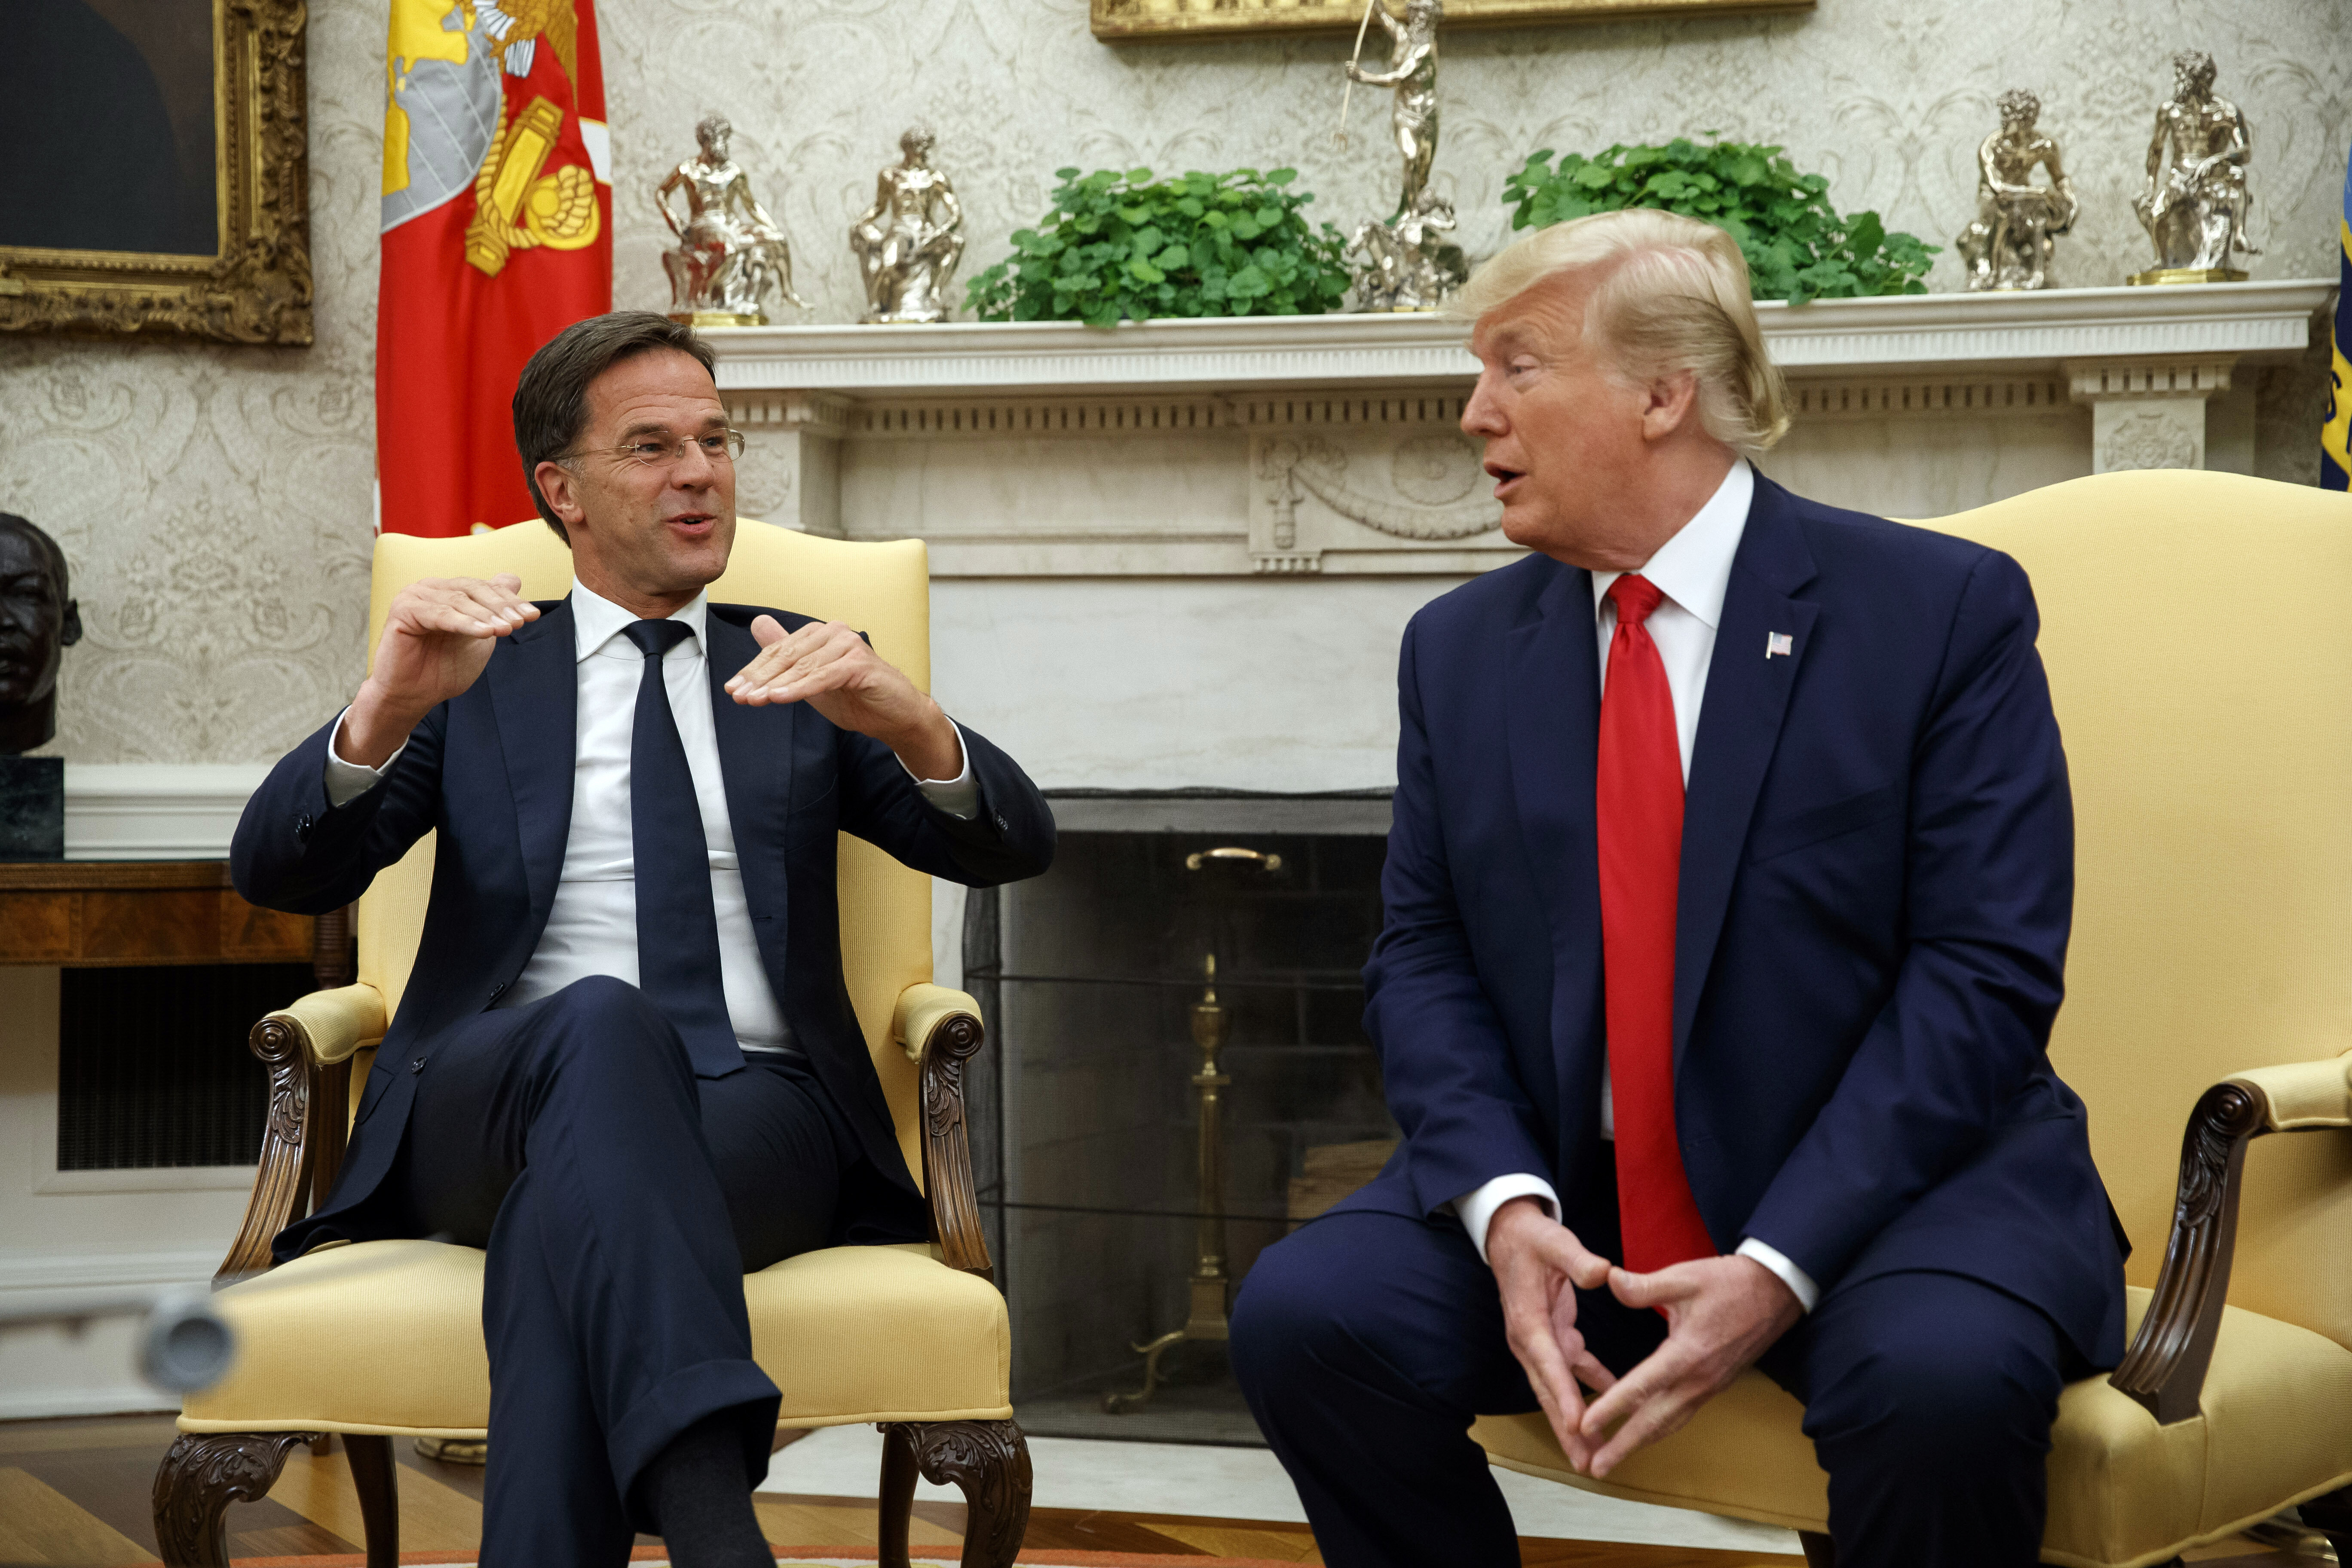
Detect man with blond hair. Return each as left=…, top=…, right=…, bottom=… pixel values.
left=1231, top=210, right=2124, bottom=1568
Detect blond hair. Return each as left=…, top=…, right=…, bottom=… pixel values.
left=1452, top=208, right=1790, bottom=453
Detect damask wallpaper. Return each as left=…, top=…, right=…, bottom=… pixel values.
left=0, top=0, right=2343, bottom=764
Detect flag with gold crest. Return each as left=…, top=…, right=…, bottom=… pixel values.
left=377, top=0, right=612, bottom=536
left=2325, top=147, right=2351, bottom=491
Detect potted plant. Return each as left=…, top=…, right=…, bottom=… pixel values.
left=1502, top=138, right=1937, bottom=303
left=968, top=166, right=1353, bottom=326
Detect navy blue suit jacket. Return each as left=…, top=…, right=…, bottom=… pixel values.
left=233, top=599, right=1056, bottom=1263
left=1344, top=472, right=2127, bottom=1366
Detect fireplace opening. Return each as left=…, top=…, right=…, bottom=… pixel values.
left=964, top=793, right=1401, bottom=1446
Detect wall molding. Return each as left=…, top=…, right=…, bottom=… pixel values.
left=63, top=763, right=268, bottom=861
left=0, top=1250, right=226, bottom=1420
left=0, top=1246, right=224, bottom=1295
left=36, top=1167, right=257, bottom=1196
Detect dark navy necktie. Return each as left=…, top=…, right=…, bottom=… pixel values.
left=622, top=619, right=741, bottom=1076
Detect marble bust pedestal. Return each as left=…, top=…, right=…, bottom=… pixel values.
left=0, top=756, right=64, bottom=859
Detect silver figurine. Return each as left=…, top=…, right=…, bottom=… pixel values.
left=850, top=128, right=967, bottom=325
left=1344, top=0, right=1442, bottom=220
left=655, top=115, right=809, bottom=326
left=1349, top=190, right=1467, bottom=312
left=2130, top=51, right=2256, bottom=284
left=1954, top=90, right=2078, bottom=291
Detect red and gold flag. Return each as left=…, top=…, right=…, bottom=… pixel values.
left=377, top=0, right=612, bottom=536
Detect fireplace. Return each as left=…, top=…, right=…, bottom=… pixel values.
left=963, top=793, right=1398, bottom=1445
left=700, top=284, right=2334, bottom=1446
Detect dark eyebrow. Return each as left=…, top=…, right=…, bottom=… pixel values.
left=615, top=414, right=729, bottom=442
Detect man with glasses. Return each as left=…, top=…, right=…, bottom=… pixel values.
left=233, top=312, right=1056, bottom=1568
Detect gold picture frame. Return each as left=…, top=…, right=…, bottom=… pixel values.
left=1093, top=0, right=1810, bottom=40
left=0, top=0, right=312, bottom=345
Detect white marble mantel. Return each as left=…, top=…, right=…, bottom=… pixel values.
left=710, top=280, right=2333, bottom=581
left=716, top=279, right=2330, bottom=395
left=702, top=282, right=2332, bottom=793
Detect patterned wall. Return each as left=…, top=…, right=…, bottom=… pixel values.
left=0, top=0, right=2343, bottom=764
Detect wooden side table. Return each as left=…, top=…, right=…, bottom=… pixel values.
left=0, top=862, right=350, bottom=988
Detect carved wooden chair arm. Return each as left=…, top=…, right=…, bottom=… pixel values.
left=2233, top=1054, right=2352, bottom=1130
left=272, top=984, right=391, bottom=1064
left=2108, top=1053, right=2352, bottom=1425
left=892, top=983, right=995, bottom=1283
left=214, top=986, right=389, bottom=1287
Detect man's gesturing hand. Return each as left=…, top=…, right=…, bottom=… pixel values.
left=1576, top=1254, right=1803, bottom=1478
left=726, top=615, right=962, bottom=780
left=343, top=575, right=538, bottom=767
left=1487, top=1197, right=1620, bottom=1473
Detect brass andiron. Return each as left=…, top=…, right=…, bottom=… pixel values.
left=1106, top=951, right=1235, bottom=1412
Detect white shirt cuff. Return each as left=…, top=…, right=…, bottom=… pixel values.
left=1453, top=1173, right=1561, bottom=1266
left=1736, top=1237, right=1819, bottom=1313
left=901, top=718, right=978, bottom=820
left=322, top=706, right=406, bottom=808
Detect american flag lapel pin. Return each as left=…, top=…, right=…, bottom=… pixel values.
left=1766, top=631, right=1794, bottom=659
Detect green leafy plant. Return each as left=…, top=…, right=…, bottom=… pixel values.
left=967, top=166, right=1352, bottom=326
left=1501, top=138, right=1937, bottom=304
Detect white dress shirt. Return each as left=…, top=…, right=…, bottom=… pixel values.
left=1451, top=461, right=1819, bottom=1311
left=322, top=580, right=977, bottom=1059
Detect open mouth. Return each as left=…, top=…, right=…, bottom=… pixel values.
left=1483, top=460, right=1526, bottom=500
left=666, top=512, right=717, bottom=535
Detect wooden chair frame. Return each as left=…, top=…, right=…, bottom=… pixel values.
left=152, top=908, right=1031, bottom=1568
left=1792, top=1072, right=2352, bottom=1566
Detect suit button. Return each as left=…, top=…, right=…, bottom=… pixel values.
left=409, top=1056, right=426, bottom=1074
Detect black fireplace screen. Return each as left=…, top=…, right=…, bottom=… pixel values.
left=964, top=825, right=1401, bottom=1446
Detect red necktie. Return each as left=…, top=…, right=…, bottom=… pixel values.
left=1597, top=575, right=1715, bottom=1273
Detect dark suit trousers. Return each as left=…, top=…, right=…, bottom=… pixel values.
left=383, top=976, right=855, bottom=1568
left=1232, top=1203, right=2084, bottom=1568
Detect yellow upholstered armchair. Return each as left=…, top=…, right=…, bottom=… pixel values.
left=151, top=520, right=1029, bottom=1568
left=1473, top=471, right=2352, bottom=1568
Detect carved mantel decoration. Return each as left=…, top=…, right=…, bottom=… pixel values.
left=707, top=280, right=2334, bottom=577
left=0, top=0, right=313, bottom=344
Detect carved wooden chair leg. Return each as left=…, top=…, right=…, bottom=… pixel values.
left=1797, top=1531, right=1834, bottom=1567
left=153, top=1431, right=320, bottom=1568
left=875, top=1420, right=1032, bottom=1568
left=341, top=1434, right=401, bottom=1568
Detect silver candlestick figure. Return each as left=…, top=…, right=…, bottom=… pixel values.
left=1954, top=90, right=2077, bottom=291
left=1339, top=1, right=1458, bottom=313
left=2130, top=51, right=2257, bottom=285
left=1343, top=0, right=1442, bottom=220
left=655, top=114, right=809, bottom=326
left=850, top=128, right=966, bottom=324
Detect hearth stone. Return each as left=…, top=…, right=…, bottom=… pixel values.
left=0, top=756, right=64, bottom=859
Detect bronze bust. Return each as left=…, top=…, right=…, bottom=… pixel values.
left=0, top=513, right=83, bottom=755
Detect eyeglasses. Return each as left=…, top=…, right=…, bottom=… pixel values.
left=562, top=429, right=747, bottom=470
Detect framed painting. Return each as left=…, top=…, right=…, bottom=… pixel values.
left=0, top=0, right=312, bottom=344
left=1093, top=0, right=1811, bottom=41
